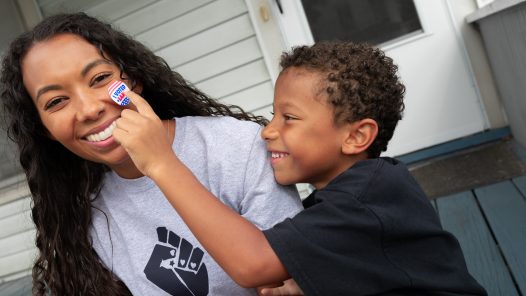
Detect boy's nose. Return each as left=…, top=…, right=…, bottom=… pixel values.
left=75, top=95, right=105, bottom=121
left=261, top=123, right=278, bottom=141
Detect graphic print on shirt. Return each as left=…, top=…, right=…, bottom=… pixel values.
left=144, top=226, right=209, bottom=296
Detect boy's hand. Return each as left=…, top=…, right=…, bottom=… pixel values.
left=258, top=279, right=304, bottom=296
left=112, top=90, right=177, bottom=177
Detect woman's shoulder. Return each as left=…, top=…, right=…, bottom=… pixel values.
left=176, top=116, right=262, bottom=138
left=177, top=115, right=260, bottom=126
left=173, top=116, right=269, bottom=172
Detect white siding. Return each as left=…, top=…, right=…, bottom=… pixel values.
left=1, top=0, right=275, bottom=282
left=37, top=0, right=275, bottom=113
left=0, top=180, right=35, bottom=281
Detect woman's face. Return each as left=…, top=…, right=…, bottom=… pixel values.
left=22, top=33, right=138, bottom=172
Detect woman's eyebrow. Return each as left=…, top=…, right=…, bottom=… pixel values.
left=36, top=84, right=62, bottom=102
left=81, top=59, right=112, bottom=77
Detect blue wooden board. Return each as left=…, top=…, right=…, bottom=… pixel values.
left=475, top=181, right=526, bottom=295
left=430, top=199, right=437, bottom=211
left=436, top=191, right=518, bottom=295
left=512, top=174, right=526, bottom=196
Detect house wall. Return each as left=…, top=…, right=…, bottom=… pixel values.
left=0, top=0, right=25, bottom=181
left=447, top=0, right=508, bottom=129
left=469, top=0, right=526, bottom=147
left=0, top=0, right=34, bottom=283
left=0, top=176, right=33, bottom=283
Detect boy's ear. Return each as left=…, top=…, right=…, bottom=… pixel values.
left=341, top=118, right=378, bottom=155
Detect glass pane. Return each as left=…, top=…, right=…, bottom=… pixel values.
left=301, top=0, right=422, bottom=45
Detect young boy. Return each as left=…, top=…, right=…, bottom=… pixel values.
left=119, top=41, right=487, bottom=295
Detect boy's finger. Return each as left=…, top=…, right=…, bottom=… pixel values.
left=111, top=126, right=127, bottom=145
left=124, top=90, right=156, bottom=117
left=115, top=114, right=141, bottom=132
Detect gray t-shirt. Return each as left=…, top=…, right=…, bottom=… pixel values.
left=90, top=116, right=303, bottom=296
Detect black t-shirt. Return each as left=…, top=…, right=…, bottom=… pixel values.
left=264, top=157, right=487, bottom=296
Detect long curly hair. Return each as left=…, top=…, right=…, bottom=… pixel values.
left=280, top=41, right=405, bottom=157
left=0, top=12, right=267, bottom=296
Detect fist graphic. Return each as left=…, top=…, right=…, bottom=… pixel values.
left=144, top=227, right=209, bottom=295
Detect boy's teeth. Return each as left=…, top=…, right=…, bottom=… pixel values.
left=86, top=121, right=117, bottom=142
left=272, top=152, right=288, bottom=158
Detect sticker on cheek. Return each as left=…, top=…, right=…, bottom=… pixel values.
left=108, top=80, right=131, bottom=106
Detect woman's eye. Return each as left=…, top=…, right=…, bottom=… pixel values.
left=44, top=97, right=66, bottom=110
left=90, top=73, right=111, bottom=86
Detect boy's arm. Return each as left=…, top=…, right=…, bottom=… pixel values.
left=113, top=91, right=295, bottom=287
left=152, top=154, right=290, bottom=287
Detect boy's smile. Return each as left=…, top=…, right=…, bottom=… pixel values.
left=262, top=67, right=356, bottom=189
left=270, top=151, right=290, bottom=164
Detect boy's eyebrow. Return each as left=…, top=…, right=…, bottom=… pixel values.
left=35, top=59, right=112, bottom=102
left=80, top=59, right=112, bottom=77
left=278, top=100, right=301, bottom=109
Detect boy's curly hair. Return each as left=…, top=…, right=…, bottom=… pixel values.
left=280, top=41, right=405, bottom=158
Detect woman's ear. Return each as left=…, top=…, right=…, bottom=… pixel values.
left=45, top=128, right=57, bottom=141
left=342, top=118, right=379, bottom=155
left=131, top=80, right=143, bottom=95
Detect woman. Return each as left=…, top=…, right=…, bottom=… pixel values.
left=0, top=13, right=302, bottom=296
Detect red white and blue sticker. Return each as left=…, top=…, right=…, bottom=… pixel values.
left=108, top=80, right=131, bottom=106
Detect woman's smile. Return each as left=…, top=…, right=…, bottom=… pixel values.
left=22, top=33, right=133, bottom=168
left=85, top=120, right=117, bottom=142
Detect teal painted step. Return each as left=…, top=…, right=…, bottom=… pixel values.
left=475, top=179, right=526, bottom=295
left=396, top=127, right=511, bottom=164
left=436, top=191, right=518, bottom=295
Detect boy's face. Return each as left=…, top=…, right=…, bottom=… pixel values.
left=262, top=67, right=355, bottom=189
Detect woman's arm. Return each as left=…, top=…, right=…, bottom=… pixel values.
left=113, top=91, right=290, bottom=287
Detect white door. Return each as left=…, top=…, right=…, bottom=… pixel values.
left=264, top=0, right=488, bottom=156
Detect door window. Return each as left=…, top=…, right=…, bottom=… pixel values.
left=301, top=0, right=422, bottom=45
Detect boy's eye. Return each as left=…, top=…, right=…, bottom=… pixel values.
left=90, top=73, right=111, bottom=86
left=284, top=114, right=296, bottom=120
left=44, top=97, right=66, bottom=110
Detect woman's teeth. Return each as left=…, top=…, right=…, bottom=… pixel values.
left=86, top=121, right=117, bottom=142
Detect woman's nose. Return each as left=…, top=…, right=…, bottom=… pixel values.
left=75, top=94, right=105, bottom=121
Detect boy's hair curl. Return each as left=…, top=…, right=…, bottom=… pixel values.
left=280, top=41, right=405, bottom=157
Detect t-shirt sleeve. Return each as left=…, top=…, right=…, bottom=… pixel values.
left=239, top=126, right=303, bottom=230
left=263, top=189, right=408, bottom=296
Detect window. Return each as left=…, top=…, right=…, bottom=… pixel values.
left=301, top=0, right=422, bottom=45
